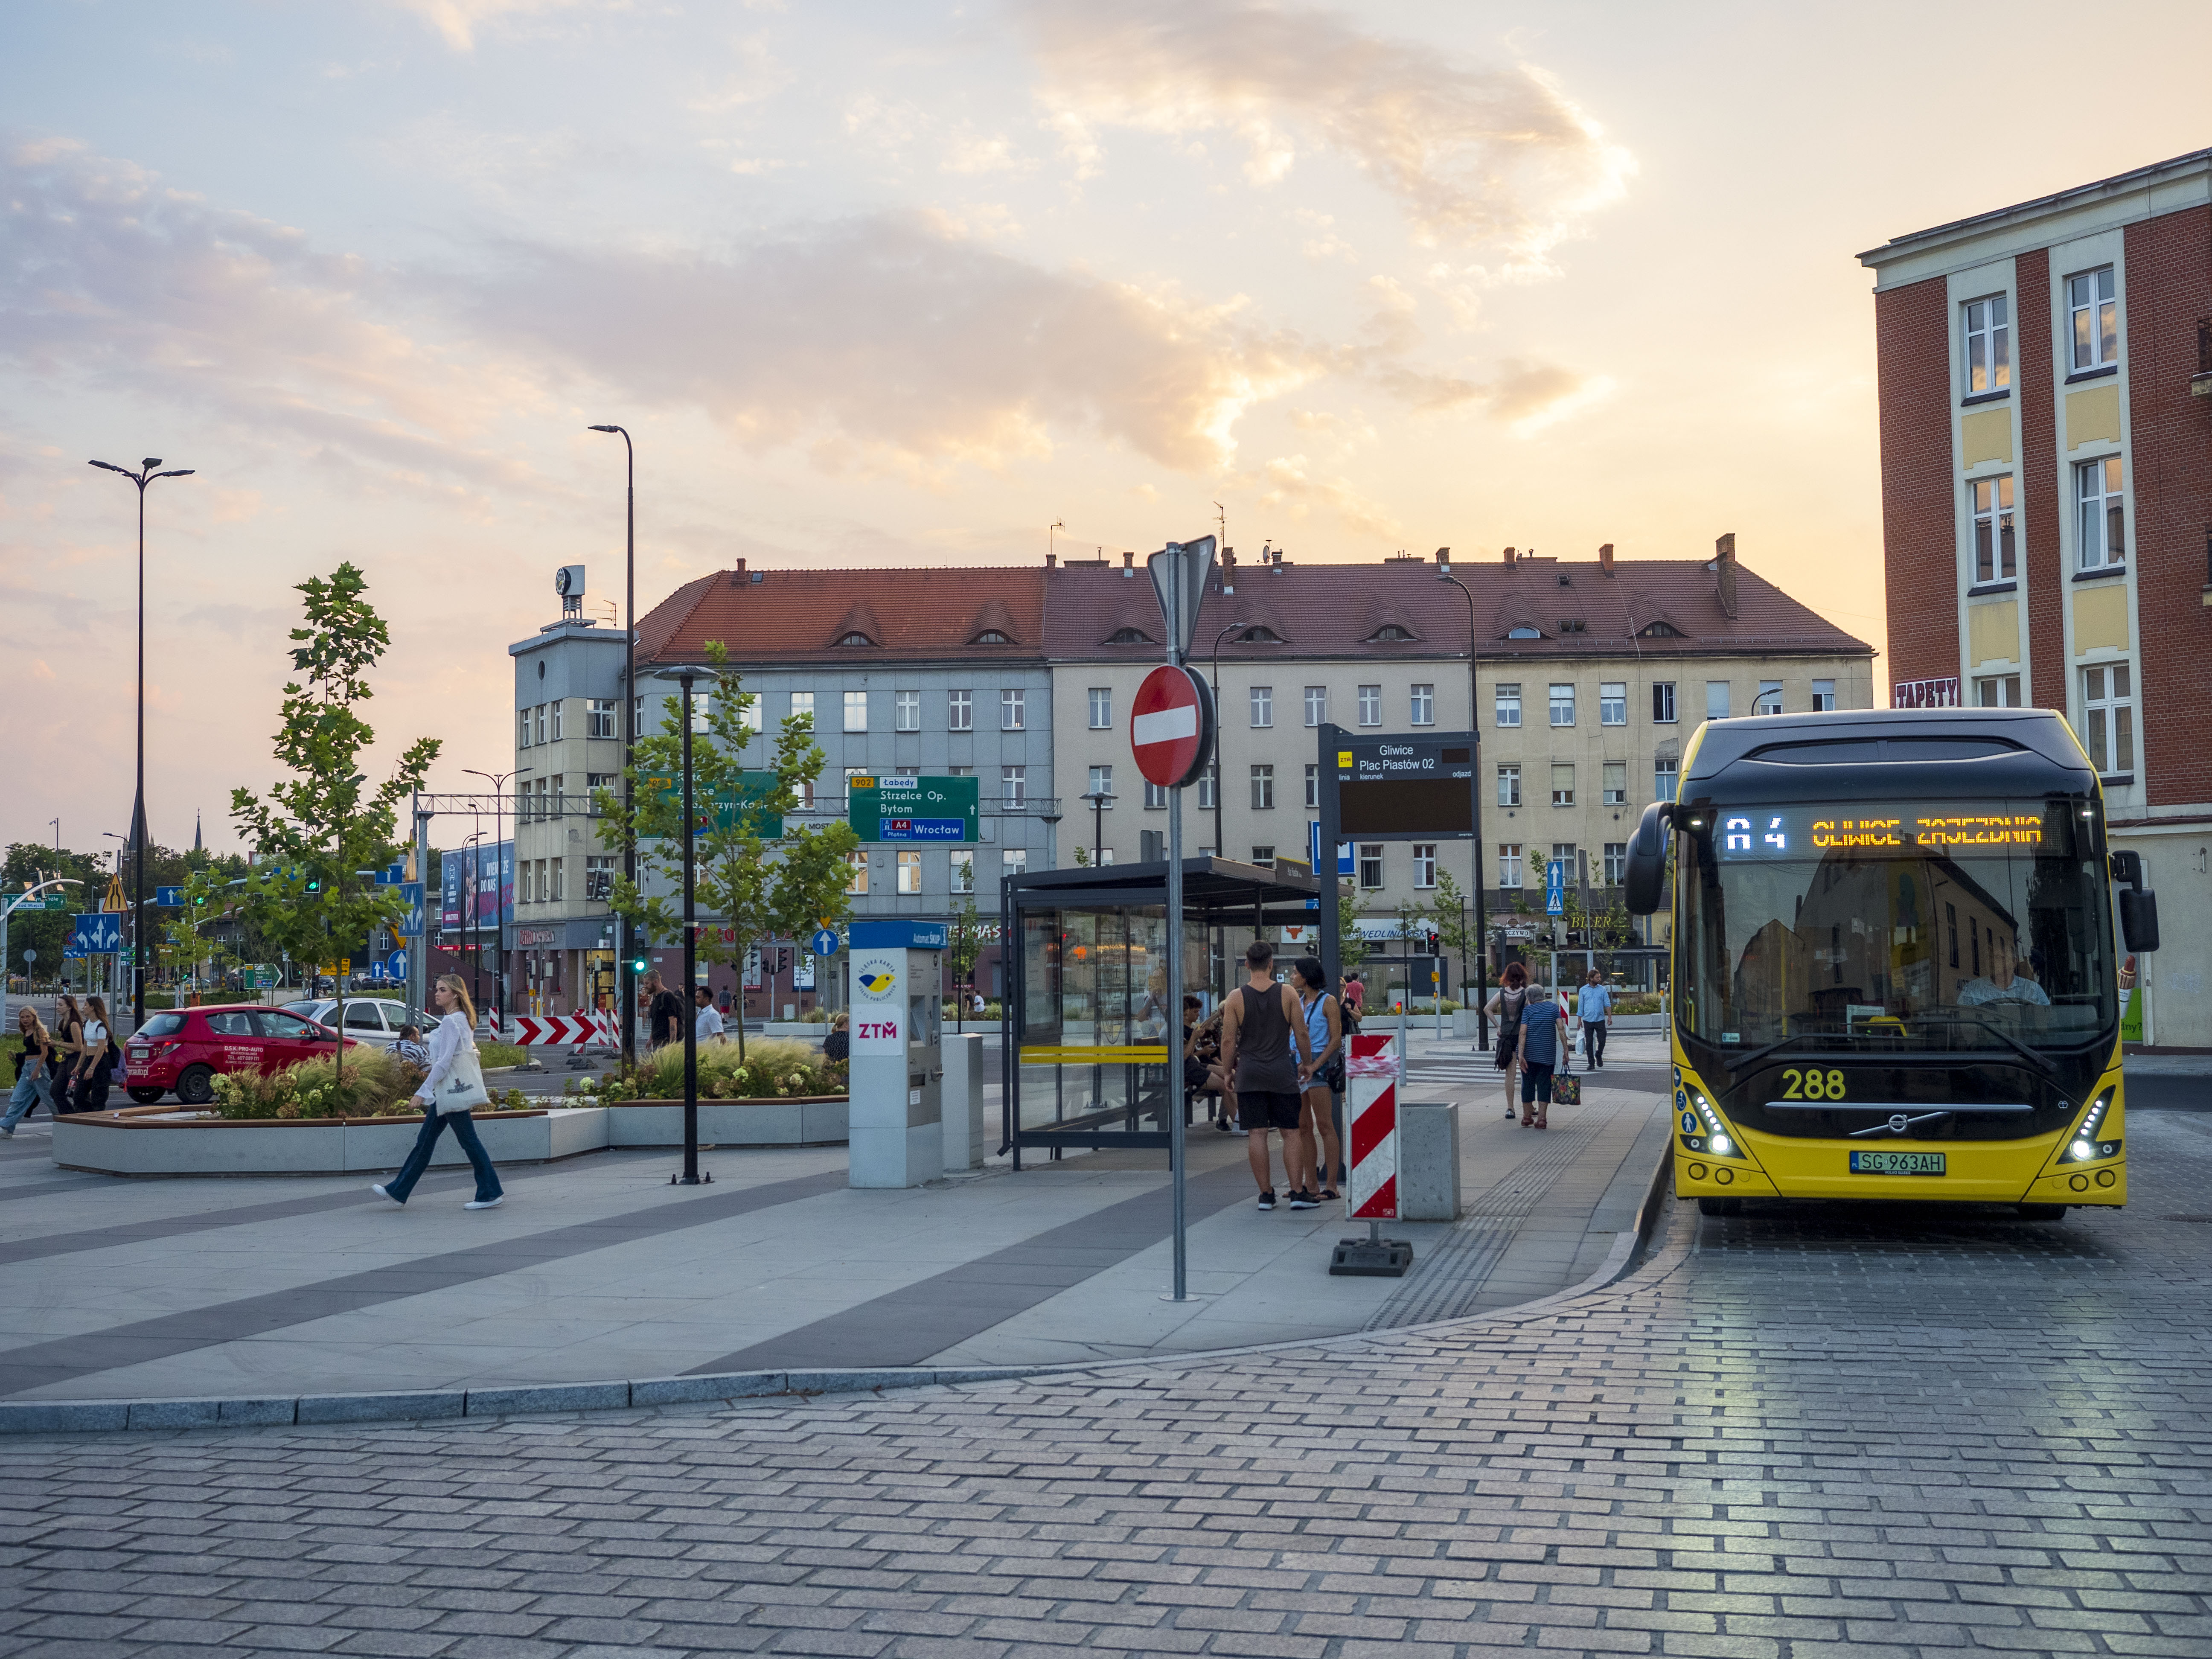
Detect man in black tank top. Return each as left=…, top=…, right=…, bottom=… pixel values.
left=1219, top=939, right=1317, bottom=1210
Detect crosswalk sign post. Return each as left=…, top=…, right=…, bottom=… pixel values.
left=1545, top=859, right=1566, bottom=917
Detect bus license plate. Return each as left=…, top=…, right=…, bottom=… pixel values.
left=1850, top=1150, right=1945, bottom=1176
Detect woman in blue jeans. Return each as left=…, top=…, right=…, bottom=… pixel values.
left=372, top=974, right=505, bottom=1210
left=4, top=1009, right=56, bottom=1134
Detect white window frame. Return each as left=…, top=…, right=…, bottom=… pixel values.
left=1602, top=762, right=1627, bottom=806
left=1963, top=293, right=2011, bottom=395
left=1001, top=688, right=1025, bottom=731
left=518, top=709, right=531, bottom=749
left=587, top=699, right=617, bottom=739
left=1304, top=686, right=1327, bottom=728
left=1304, top=764, right=1319, bottom=810
left=788, top=691, right=815, bottom=729
left=1652, top=682, right=1676, bottom=724
left=1551, top=763, right=1575, bottom=807
left=1494, top=683, right=1522, bottom=728
left=1088, top=764, right=1114, bottom=804
left=534, top=704, right=547, bottom=745
left=1357, top=844, right=1384, bottom=890
left=845, top=850, right=870, bottom=895
left=1498, top=764, right=1520, bottom=808
left=1250, top=764, right=1275, bottom=811
left=1001, top=765, right=1026, bottom=803
left=1811, top=680, right=1836, bottom=712
left=950, top=852, right=975, bottom=894
left=1357, top=684, right=1382, bottom=727
left=1706, top=681, right=1731, bottom=720
left=2081, top=664, right=2134, bottom=777
left=1975, top=674, right=2022, bottom=708
left=1548, top=683, right=1575, bottom=727
left=2068, top=266, right=2118, bottom=372
left=894, top=690, right=921, bottom=732
left=1655, top=757, right=1679, bottom=802
left=1143, top=780, right=1167, bottom=809
left=1088, top=687, right=1112, bottom=730
left=1971, top=475, right=2017, bottom=582
left=1250, top=686, right=1273, bottom=728
left=843, top=690, right=867, bottom=733
left=1755, top=682, right=1784, bottom=717
left=2076, top=456, right=2125, bottom=570
left=549, top=702, right=562, bottom=742
left=947, top=689, right=972, bottom=731
left=1603, top=842, right=1626, bottom=885
left=1498, top=844, right=1523, bottom=889
left=1197, top=763, right=1217, bottom=812
left=1599, top=682, right=1627, bottom=726
left=1409, top=684, right=1434, bottom=726
left=1412, top=844, right=1437, bottom=889
left=1003, top=848, right=1028, bottom=878
left=896, top=849, right=924, bottom=895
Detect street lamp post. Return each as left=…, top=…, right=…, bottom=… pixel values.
left=587, top=425, right=638, bottom=1069
left=88, top=455, right=194, bottom=1035
left=463, top=769, right=513, bottom=1034
left=1080, top=791, right=1113, bottom=866
left=1208, top=620, right=1248, bottom=859
left=1437, top=558, right=1490, bottom=1047
left=648, top=668, right=708, bottom=1186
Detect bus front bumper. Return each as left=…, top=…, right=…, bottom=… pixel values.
left=1677, top=1132, right=2125, bottom=1207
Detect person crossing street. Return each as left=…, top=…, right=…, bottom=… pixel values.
left=1575, top=969, right=1614, bottom=1070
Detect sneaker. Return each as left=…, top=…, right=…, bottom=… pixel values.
left=465, top=1196, right=505, bottom=1210
left=371, top=1184, right=402, bottom=1205
left=1287, top=1190, right=1318, bottom=1210
left=1231, top=1126, right=1249, bottom=1137
left=1256, top=1189, right=1277, bottom=1211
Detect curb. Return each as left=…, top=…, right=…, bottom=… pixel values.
left=0, top=1123, right=1682, bottom=1439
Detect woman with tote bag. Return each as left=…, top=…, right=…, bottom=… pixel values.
left=373, top=974, right=505, bottom=1210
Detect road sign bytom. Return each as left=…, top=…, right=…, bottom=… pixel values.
left=1129, top=664, right=1214, bottom=790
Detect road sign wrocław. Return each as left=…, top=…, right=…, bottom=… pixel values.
left=847, top=775, right=979, bottom=843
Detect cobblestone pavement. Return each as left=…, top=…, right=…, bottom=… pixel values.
left=1, top=1112, right=2207, bottom=1658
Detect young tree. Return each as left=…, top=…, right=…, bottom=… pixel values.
left=594, top=643, right=857, bottom=1064
left=947, top=885, right=998, bottom=1033
left=1335, top=889, right=1370, bottom=976
left=1432, top=869, right=1483, bottom=999
left=216, top=564, right=440, bottom=1089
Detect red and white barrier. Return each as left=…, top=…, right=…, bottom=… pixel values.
left=1345, top=1030, right=1399, bottom=1220
left=506, top=1012, right=618, bottom=1050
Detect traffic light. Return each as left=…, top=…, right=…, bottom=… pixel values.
left=631, top=955, right=647, bottom=975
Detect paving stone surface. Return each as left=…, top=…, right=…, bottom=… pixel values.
left=0, top=1112, right=2206, bottom=1656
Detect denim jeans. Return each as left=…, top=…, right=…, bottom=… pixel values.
left=3, top=1070, right=52, bottom=1131
left=383, top=1104, right=504, bottom=1203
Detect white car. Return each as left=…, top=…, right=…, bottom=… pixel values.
left=279, top=998, right=432, bottom=1049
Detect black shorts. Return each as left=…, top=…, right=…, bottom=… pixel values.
left=1240, top=1090, right=1303, bottom=1130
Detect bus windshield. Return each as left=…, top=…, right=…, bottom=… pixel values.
left=1679, top=797, right=2116, bottom=1059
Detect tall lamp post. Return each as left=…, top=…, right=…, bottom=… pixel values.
left=88, top=455, right=194, bottom=1034
left=1080, top=791, right=1113, bottom=866
left=1437, top=555, right=1490, bottom=1047
left=1207, top=620, right=1248, bottom=859
left=647, top=668, right=709, bottom=1185
left=586, top=425, right=638, bottom=1068
left=463, top=768, right=513, bottom=1033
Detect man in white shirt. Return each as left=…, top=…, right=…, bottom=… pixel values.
left=1957, top=957, right=2051, bottom=1008
left=693, top=985, right=726, bottom=1042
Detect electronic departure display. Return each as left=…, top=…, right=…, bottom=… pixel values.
left=1336, top=735, right=1476, bottom=839
left=1712, top=806, right=2046, bottom=860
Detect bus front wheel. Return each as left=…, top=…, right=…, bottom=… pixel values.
left=1697, top=1196, right=1743, bottom=1217
left=2015, top=1204, right=2069, bottom=1220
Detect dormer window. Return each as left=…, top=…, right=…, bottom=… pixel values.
left=1367, top=624, right=1415, bottom=642
left=1241, top=625, right=1284, bottom=643
left=1638, top=620, right=1682, bottom=638
left=1557, top=620, right=1586, bottom=634
left=1505, top=626, right=1543, bottom=640
left=972, top=630, right=1011, bottom=645
left=1106, top=626, right=1154, bottom=645
left=838, top=632, right=875, bottom=647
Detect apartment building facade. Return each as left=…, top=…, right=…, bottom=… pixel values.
left=1045, top=543, right=1873, bottom=948
left=1860, top=146, right=2212, bottom=1044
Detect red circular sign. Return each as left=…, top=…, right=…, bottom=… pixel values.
left=1131, top=665, right=1215, bottom=789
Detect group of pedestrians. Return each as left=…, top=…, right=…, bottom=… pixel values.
left=1485, top=965, right=1614, bottom=1129
left=6, top=995, right=119, bottom=1131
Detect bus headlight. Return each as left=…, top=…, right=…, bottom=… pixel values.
left=1680, top=1090, right=1747, bottom=1159
left=2056, top=1090, right=2119, bottom=1164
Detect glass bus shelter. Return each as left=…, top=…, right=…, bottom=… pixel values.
left=1001, top=857, right=1322, bottom=1167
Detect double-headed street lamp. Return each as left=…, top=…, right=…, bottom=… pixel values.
left=1436, top=552, right=1490, bottom=1046
left=1080, top=791, right=1114, bottom=866
left=88, top=456, right=193, bottom=1033
left=1207, top=619, right=1249, bottom=858
left=462, top=768, right=513, bottom=1031
left=586, top=424, right=639, bottom=1068
left=646, top=667, right=710, bottom=1187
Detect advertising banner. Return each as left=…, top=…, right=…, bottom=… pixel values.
left=439, top=841, right=513, bottom=932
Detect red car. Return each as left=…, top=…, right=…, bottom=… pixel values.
left=125, top=1004, right=359, bottom=1106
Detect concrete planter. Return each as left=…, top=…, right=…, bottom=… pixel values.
left=54, top=1104, right=610, bottom=1178
left=759, top=1022, right=828, bottom=1038
left=607, top=1097, right=847, bottom=1148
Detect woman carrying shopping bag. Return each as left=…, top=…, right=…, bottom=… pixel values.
left=72, top=995, right=118, bottom=1114
left=372, top=974, right=505, bottom=1210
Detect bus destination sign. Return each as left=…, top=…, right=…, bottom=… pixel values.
left=1715, top=806, right=2047, bottom=860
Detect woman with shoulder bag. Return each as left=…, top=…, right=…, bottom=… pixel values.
left=49, top=995, right=84, bottom=1115
left=1292, top=958, right=1345, bottom=1201
left=1484, top=962, right=1533, bottom=1121
left=373, top=974, right=505, bottom=1210
left=72, top=995, right=117, bottom=1114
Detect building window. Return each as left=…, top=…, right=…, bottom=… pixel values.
left=951, top=853, right=974, bottom=894
left=2076, top=456, right=2125, bottom=569
left=1498, top=764, right=1521, bottom=808
left=549, top=776, right=565, bottom=820
left=1357, top=844, right=1384, bottom=890
left=1604, top=842, right=1626, bottom=885
left=588, top=699, right=617, bottom=739
left=1357, top=684, right=1381, bottom=726
left=1976, top=674, right=2022, bottom=707
left=2068, top=266, right=2117, bottom=372
left=690, top=694, right=713, bottom=735
left=1251, top=845, right=1275, bottom=868
left=1548, top=683, right=1575, bottom=727
left=1410, top=684, right=1434, bottom=726
left=947, top=689, right=971, bottom=731
left=789, top=690, right=815, bottom=728
left=1412, top=844, right=1437, bottom=889
left=1001, top=689, right=1025, bottom=731
left=1304, top=686, right=1327, bottom=727
left=1655, top=757, right=1678, bottom=801
left=1755, top=681, right=1783, bottom=717
left=1144, top=780, right=1168, bottom=809
left=1088, top=764, right=1114, bottom=804
left=1963, top=294, right=2011, bottom=394
left=1089, top=687, right=1112, bottom=729
left=1552, top=844, right=1578, bottom=888
left=844, top=690, right=867, bottom=733
left=1499, top=844, right=1523, bottom=889
left=1706, top=681, right=1731, bottom=720
left=843, top=766, right=870, bottom=805
left=845, top=850, right=870, bottom=895
left=518, top=709, right=530, bottom=749
left=737, top=696, right=762, bottom=733
left=1495, top=683, right=1522, bottom=728
left=1812, top=679, right=1836, bottom=712
left=1250, top=765, right=1275, bottom=810
left=534, top=704, right=547, bottom=745
left=1003, top=849, right=1027, bottom=879
left=1250, top=686, right=1273, bottom=728
left=1971, top=475, right=2017, bottom=582
left=1198, top=763, right=1216, bottom=811
left=549, top=702, right=563, bottom=742
left=1652, top=682, right=1677, bottom=724
left=1600, top=682, right=1626, bottom=726
left=2081, top=664, right=2134, bottom=775
left=897, top=850, right=923, bottom=895
left=1304, top=764, right=1320, bottom=809
left=1602, top=762, right=1627, bottom=805
left=1001, top=765, right=1026, bottom=803
left=1551, top=764, right=1575, bottom=807
left=895, top=690, right=921, bottom=732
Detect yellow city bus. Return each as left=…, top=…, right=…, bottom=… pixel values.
left=1624, top=708, right=2161, bottom=1218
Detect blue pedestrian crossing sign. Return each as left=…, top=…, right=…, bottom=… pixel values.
left=809, top=927, right=841, bottom=956
left=1545, top=859, right=1566, bottom=917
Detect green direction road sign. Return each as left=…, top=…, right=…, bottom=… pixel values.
left=42, top=896, right=66, bottom=911
left=645, top=770, right=783, bottom=838
left=848, top=774, right=980, bottom=844
left=251, top=966, right=277, bottom=989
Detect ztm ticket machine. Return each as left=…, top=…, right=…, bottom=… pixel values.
left=846, top=920, right=945, bottom=1188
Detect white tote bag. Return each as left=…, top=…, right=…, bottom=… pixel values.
left=437, top=1039, right=492, bottom=1114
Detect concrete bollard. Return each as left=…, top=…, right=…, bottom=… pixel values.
left=1397, top=1100, right=1461, bottom=1221
left=941, top=1033, right=986, bottom=1172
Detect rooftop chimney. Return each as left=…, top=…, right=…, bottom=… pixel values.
left=1598, top=542, right=1615, bottom=573
left=1222, top=546, right=1236, bottom=593
left=1503, top=545, right=1517, bottom=566
left=1045, top=552, right=1057, bottom=569
left=1714, top=532, right=1739, bottom=619
left=1122, top=550, right=1135, bottom=577
left=1435, top=546, right=1451, bottom=566
left=728, top=558, right=747, bottom=586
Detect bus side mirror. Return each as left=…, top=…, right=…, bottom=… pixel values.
left=1624, top=801, right=1672, bottom=915
left=2119, top=889, right=2160, bottom=953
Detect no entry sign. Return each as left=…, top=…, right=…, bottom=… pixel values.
left=1131, top=664, right=1214, bottom=789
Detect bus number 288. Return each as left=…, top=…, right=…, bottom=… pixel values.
left=1778, top=1068, right=1847, bottom=1100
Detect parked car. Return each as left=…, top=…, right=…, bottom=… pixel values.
left=125, top=1005, right=358, bottom=1106
left=278, top=998, right=432, bottom=1050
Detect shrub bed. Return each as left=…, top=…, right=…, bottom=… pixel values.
left=588, top=1036, right=846, bottom=1103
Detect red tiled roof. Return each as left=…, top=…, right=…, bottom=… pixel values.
left=639, top=567, right=1050, bottom=666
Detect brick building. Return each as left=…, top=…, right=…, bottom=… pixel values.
left=1860, top=147, right=2212, bottom=1045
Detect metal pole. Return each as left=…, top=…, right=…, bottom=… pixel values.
left=1164, top=541, right=1188, bottom=1302
left=590, top=425, right=639, bottom=1068
left=132, top=478, right=145, bottom=1035
left=1440, top=568, right=1490, bottom=1048
left=677, top=669, right=701, bottom=1185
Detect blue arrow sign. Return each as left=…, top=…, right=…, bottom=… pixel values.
left=396, top=882, right=424, bottom=939
left=1545, top=859, right=1566, bottom=917
left=71, top=914, right=123, bottom=953
left=154, top=886, right=187, bottom=907
left=809, top=928, right=841, bottom=957
left=384, top=949, right=409, bottom=982
left=1307, top=822, right=1355, bottom=876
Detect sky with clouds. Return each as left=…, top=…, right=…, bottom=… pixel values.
left=4, top=0, right=2205, bottom=856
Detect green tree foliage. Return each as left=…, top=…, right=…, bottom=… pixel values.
left=1432, top=869, right=1481, bottom=989
left=947, top=882, right=998, bottom=1033
left=594, top=644, right=857, bottom=1063
left=210, top=564, right=440, bottom=1077
left=2, top=843, right=103, bottom=979
left=1335, top=889, right=1369, bottom=975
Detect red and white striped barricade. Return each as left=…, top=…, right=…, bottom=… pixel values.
left=1331, top=1030, right=1414, bottom=1275
left=507, top=1013, right=620, bottom=1062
